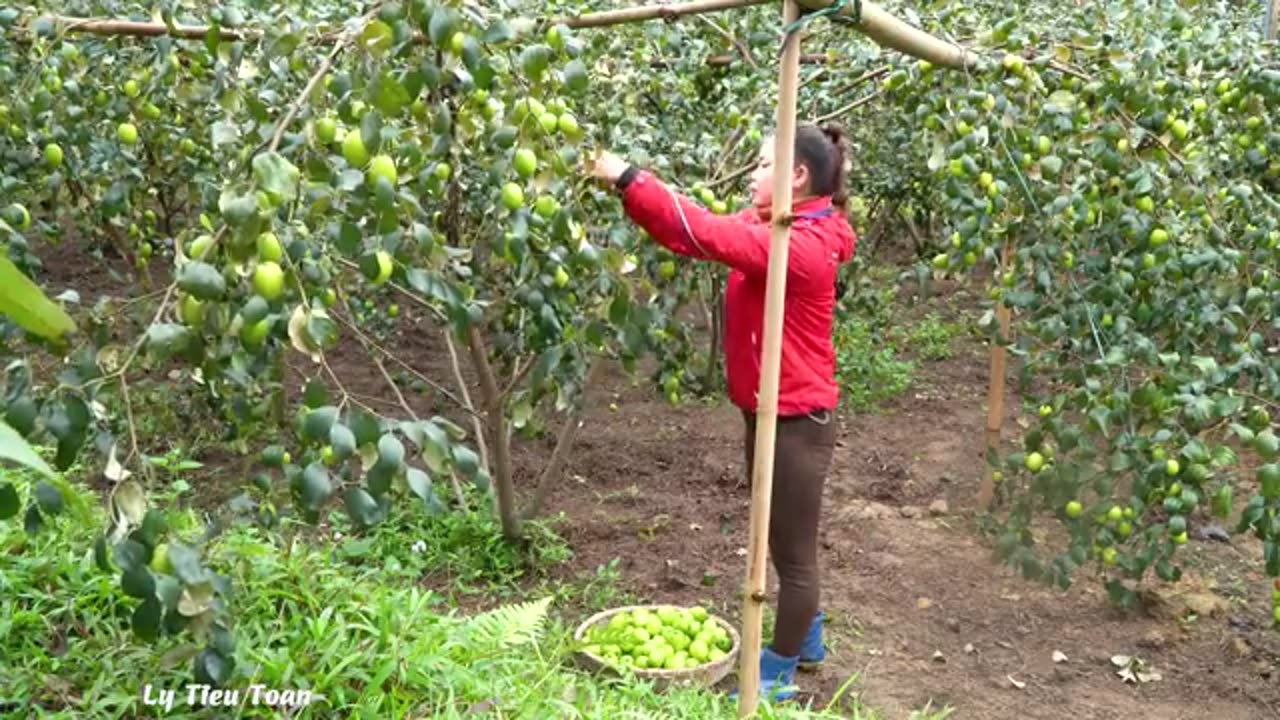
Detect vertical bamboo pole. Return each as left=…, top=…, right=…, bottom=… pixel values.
left=737, top=1, right=803, bottom=715
left=1268, top=0, right=1280, bottom=40
left=977, top=240, right=1014, bottom=510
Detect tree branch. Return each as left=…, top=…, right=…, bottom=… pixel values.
left=331, top=309, right=482, bottom=422
left=695, top=14, right=757, bottom=69
left=445, top=328, right=490, bottom=475
left=522, top=358, right=606, bottom=520
left=812, top=90, right=883, bottom=125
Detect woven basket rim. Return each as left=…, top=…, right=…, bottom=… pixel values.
left=573, top=604, right=741, bottom=679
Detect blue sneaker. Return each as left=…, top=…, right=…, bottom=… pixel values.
left=728, top=646, right=800, bottom=703
left=798, top=611, right=825, bottom=670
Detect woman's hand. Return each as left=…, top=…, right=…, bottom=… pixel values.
left=588, top=150, right=630, bottom=185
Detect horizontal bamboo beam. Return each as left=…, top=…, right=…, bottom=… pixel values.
left=798, top=0, right=976, bottom=68
left=554, top=0, right=977, bottom=69
left=39, top=2, right=979, bottom=70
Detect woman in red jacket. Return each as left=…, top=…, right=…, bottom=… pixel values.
left=589, top=123, right=856, bottom=702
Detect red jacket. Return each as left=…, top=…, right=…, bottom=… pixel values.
left=619, top=170, right=856, bottom=416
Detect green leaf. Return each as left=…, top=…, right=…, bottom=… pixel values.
left=133, top=597, right=163, bottom=642
left=1267, top=541, right=1280, bottom=577
left=329, top=424, right=357, bottom=461
left=0, top=419, right=55, bottom=478
left=265, top=31, right=301, bottom=59
left=300, top=462, right=333, bottom=510
left=252, top=152, right=300, bottom=203
left=453, top=445, right=481, bottom=479
left=417, top=421, right=451, bottom=474
left=121, top=565, right=156, bottom=599
left=1260, top=464, right=1280, bottom=500
left=343, top=487, right=382, bottom=527
left=483, top=20, right=513, bottom=44
left=1088, top=407, right=1111, bottom=437
left=176, top=262, right=227, bottom=301
left=360, top=19, right=395, bottom=56
left=376, top=432, right=406, bottom=468
left=193, top=648, right=233, bottom=687
left=0, top=482, right=18, bottom=519
left=349, top=409, right=382, bottom=447
left=369, top=71, right=411, bottom=116
left=33, top=481, right=63, bottom=515
left=405, top=467, right=432, bottom=500
left=113, top=539, right=147, bottom=572
left=155, top=575, right=182, bottom=611
left=167, top=543, right=204, bottom=585
left=0, top=255, right=75, bottom=340
left=301, top=406, right=340, bottom=443
left=93, top=535, right=113, bottom=572
left=1254, top=430, right=1279, bottom=461
left=145, top=324, right=193, bottom=359
left=1212, top=484, right=1233, bottom=519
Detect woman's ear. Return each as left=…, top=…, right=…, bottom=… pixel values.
left=791, top=163, right=810, bottom=193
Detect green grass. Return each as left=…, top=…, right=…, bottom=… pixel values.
left=1, top=479, right=954, bottom=719
left=833, top=264, right=969, bottom=412
left=833, top=316, right=916, bottom=412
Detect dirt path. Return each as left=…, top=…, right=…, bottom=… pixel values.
left=534, top=333, right=1280, bottom=719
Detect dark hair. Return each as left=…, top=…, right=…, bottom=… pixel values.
left=794, top=123, right=849, bottom=207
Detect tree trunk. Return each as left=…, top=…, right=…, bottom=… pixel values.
left=464, top=324, right=522, bottom=540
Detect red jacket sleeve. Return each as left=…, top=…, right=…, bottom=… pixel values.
left=619, top=170, right=827, bottom=288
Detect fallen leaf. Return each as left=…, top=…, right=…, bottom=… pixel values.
left=1111, top=655, right=1132, bottom=667
left=1053, top=650, right=1068, bottom=663
left=964, top=643, right=976, bottom=654
left=1008, top=674, right=1026, bottom=689
left=932, top=650, right=946, bottom=663
left=917, top=597, right=933, bottom=610
left=1136, top=670, right=1163, bottom=683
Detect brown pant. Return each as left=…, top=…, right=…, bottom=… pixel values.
left=742, top=408, right=837, bottom=657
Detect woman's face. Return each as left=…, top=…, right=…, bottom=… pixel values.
left=749, top=137, right=808, bottom=210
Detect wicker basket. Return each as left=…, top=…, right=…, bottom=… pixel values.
left=572, top=604, right=741, bottom=691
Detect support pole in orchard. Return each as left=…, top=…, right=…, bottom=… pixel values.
left=977, top=239, right=1014, bottom=511
left=555, top=0, right=977, bottom=69
left=1268, top=0, right=1280, bottom=41
left=736, top=0, right=804, bottom=715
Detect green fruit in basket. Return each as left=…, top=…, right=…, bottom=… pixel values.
left=690, top=606, right=709, bottom=622
left=715, top=629, right=731, bottom=650
left=689, top=639, right=710, bottom=662
left=709, top=647, right=727, bottom=662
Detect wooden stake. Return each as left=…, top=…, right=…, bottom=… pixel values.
left=737, top=1, right=803, bottom=715
left=977, top=240, right=1014, bottom=510
left=1268, top=0, right=1280, bottom=41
